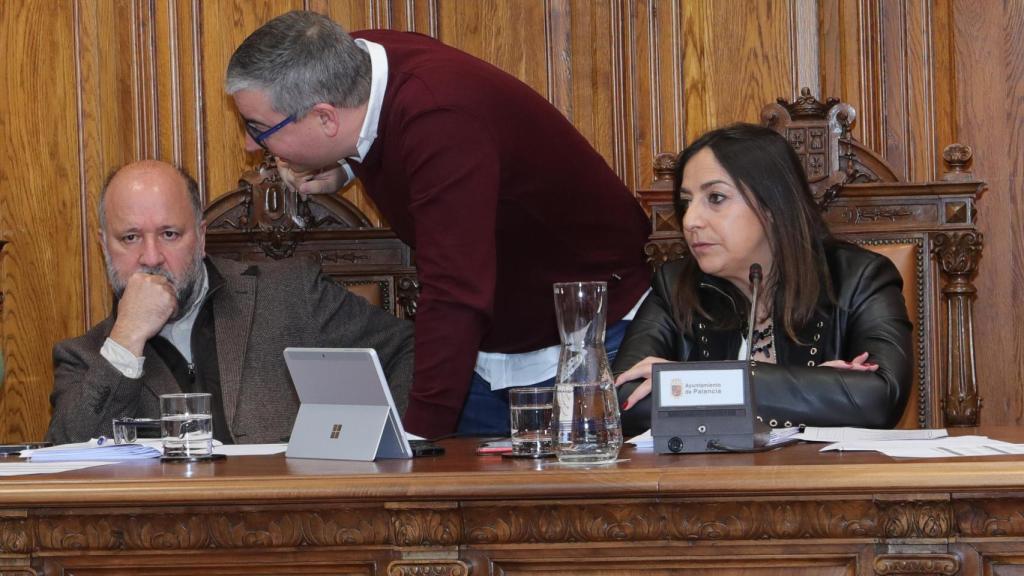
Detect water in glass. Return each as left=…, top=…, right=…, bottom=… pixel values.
left=161, top=414, right=213, bottom=458
left=509, top=387, right=555, bottom=456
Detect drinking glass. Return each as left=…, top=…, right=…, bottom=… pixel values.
left=160, top=393, right=213, bottom=459
left=508, top=386, right=555, bottom=457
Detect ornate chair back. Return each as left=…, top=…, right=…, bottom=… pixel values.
left=203, top=158, right=419, bottom=320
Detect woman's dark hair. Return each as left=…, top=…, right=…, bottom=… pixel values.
left=671, top=122, right=833, bottom=341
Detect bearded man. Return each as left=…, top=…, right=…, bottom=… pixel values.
left=46, top=160, right=413, bottom=444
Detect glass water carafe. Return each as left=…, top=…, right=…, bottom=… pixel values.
left=552, top=281, right=623, bottom=464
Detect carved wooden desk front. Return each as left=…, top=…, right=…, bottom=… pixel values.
left=2, top=431, right=1024, bottom=575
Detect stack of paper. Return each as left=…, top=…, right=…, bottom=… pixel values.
left=819, top=435, right=1024, bottom=458
left=0, top=461, right=115, bottom=476
left=23, top=439, right=162, bottom=462
left=798, top=426, right=948, bottom=442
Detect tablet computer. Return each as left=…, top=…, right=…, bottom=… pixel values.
left=283, top=347, right=414, bottom=461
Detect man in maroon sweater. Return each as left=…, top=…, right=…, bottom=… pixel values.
left=227, top=11, right=651, bottom=438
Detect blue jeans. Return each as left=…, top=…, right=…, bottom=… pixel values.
left=455, top=318, right=630, bottom=436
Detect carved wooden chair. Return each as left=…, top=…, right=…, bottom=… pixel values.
left=203, top=158, right=418, bottom=319
left=638, top=89, right=985, bottom=428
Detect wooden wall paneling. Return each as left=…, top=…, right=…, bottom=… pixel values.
left=560, top=1, right=622, bottom=181
left=623, top=0, right=653, bottom=192
left=76, top=0, right=141, bottom=334
left=198, top=0, right=302, bottom=205
left=680, top=0, right=797, bottom=142
left=623, top=0, right=690, bottom=191
left=877, top=0, right=912, bottom=180
left=310, top=0, right=372, bottom=30
left=954, top=0, right=1024, bottom=426
left=152, top=1, right=204, bottom=186
left=929, top=0, right=958, bottom=166
left=874, top=0, right=942, bottom=183
left=0, top=1, right=84, bottom=442
left=899, top=0, right=938, bottom=182
left=855, top=0, right=884, bottom=155
left=818, top=0, right=883, bottom=152
left=436, top=1, right=550, bottom=97
left=818, top=0, right=944, bottom=181
left=315, top=0, right=394, bottom=225
left=652, top=0, right=685, bottom=163
left=791, top=0, right=821, bottom=103
left=611, top=0, right=633, bottom=185
left=381, top=0, right=439, bottom=34
left=545, top=0, right=572, bottom=120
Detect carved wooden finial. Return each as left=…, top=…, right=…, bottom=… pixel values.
left=776, top=87, right=841, bottom=119
left=941, top=144, right=974, bottom=182
left=652, top=153, right=677, bottom=183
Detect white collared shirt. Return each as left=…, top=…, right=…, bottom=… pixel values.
left=475, top=290, right=651, bottom=390
left=336, top=38, right=389, bottom=183
left=101, top=265, right=210, bottom=378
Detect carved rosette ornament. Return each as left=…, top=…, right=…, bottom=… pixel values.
left=932, top=232, right=983, bottom=426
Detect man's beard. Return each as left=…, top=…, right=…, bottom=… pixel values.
left=106, top=249, right=206, bottom=323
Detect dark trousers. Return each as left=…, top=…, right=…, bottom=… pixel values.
left=455, top=319, right=630, bottom=436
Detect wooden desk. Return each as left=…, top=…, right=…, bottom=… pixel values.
left=3, top=430, right=1024, bottom=575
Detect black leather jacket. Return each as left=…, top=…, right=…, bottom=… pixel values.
left=613, top=241, right=913, bottom=437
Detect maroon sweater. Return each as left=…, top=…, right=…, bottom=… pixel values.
left=351, top=30, right=651, bottom=437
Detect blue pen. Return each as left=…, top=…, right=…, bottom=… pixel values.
left=96, top=436, right=107, bottom=446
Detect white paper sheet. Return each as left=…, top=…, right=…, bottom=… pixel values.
left=213, top=443, right=288, bottom=456
left=22, top=439, right=163, bottom=461
left=23, top=438, right=291, bottom=461
left=820, top=435, right=1024, bottom=458
left=796, top=426, right=948, bottom=442
left=0, top=461, right=113, bottom=476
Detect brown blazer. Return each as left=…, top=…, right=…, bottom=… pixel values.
left=46, top=256, right=414, bottom=444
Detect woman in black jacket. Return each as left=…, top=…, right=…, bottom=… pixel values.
left=613, top=123, right=912, bottom=437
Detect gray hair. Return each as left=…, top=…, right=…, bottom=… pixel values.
left=225, top=10, right=371, bottom=118
left=98, top=163, right=203, bottom=234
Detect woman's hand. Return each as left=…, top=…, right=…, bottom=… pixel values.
left=277, top=159, right=348, bottom=195
left=613, top=356, right=670, bottom=410
left=819, top=351, right=878, bottom=372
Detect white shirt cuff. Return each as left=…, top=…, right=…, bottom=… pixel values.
left=101, top=337, right=146, bottom=379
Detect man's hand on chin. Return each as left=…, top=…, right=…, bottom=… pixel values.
left=109, top=272, right=178, bottom=357
left=277, top=158, right=347, bottom=195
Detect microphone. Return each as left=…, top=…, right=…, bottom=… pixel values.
left=745, top=263, right=763, bottom=363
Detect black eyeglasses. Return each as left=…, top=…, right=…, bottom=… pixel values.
left=244, top=114, right=296, bottom=149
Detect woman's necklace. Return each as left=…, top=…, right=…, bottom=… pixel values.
left=750, top=321, right=774, bottom=360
